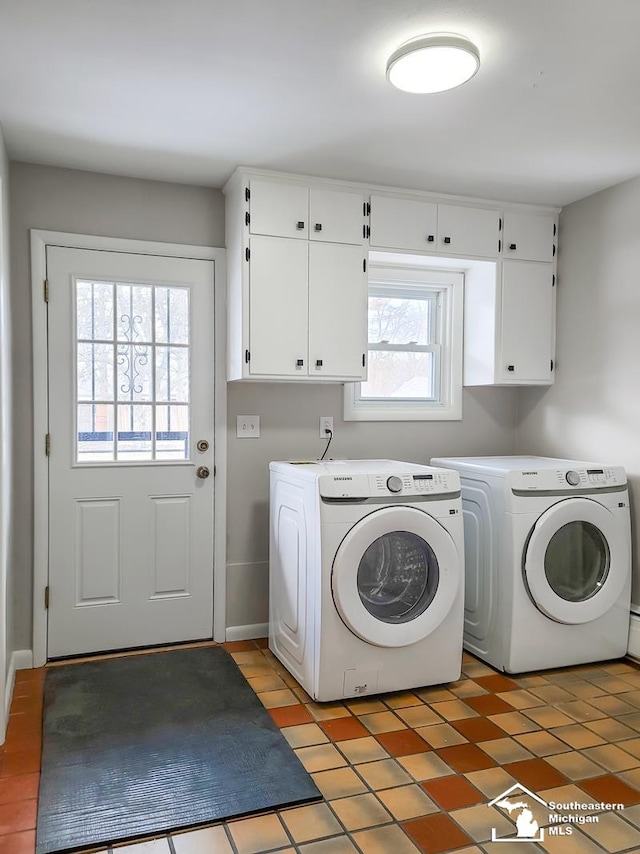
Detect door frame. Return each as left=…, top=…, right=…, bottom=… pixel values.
left=31, top=230, right=227, bottom=666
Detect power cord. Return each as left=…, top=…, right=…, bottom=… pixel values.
left=320, top=428, right=333, bottom=461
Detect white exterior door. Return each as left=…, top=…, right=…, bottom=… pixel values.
left=46, top=247, right=216, bottom=657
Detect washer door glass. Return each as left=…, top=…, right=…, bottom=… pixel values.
left=357, top=531, right=438, bottom=623
left=523, top=497, right=629, bottom=625
left=544, top=521, right=610, bottom=602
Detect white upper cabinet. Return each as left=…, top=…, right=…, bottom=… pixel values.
left=369, top=195, right=438, bottom=251
left=437, top=205, right=500, bottom=258
left=249, top=180, right=309, bottom=239
left=502, top=212, right=557, bottom=262
left=309, top=189, right=366, bottom=244
left=308, top=242, right=368, bottom=380
left=249, top=179, right=365, bottom=245
left=369, top=195, right=500, bottom=258
left=248, top=236, right=309, bottom=377
left=498, top=260, right=555, bottom=383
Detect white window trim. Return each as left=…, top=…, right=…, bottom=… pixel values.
left=344, top=264, right=463, bottom=421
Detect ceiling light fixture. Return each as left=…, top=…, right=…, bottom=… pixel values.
left=386, top=33, right=480, bottom=94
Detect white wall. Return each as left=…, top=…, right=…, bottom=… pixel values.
left=517, top=174, right=640, bottom=607
left=0, top=127, right=11, bottom=741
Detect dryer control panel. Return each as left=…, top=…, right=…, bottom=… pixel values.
left=509, top=466, right=627, bottom=492
left=319, top=469, right=460, bottom=498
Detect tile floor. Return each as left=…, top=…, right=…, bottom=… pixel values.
left=3, top=643, right=640, bottom=853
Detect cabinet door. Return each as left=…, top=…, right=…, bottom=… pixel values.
left=499, top=260, right=554, bottom=383
left=308, top=243, right=367, bottom=380
left=437, top=205, right=500, bottom=258
left=309, top=188, right=365, bottom=245
left=249, top=236, right=309, bottom=377
left=249, top=180, right=309, bottom=239
left=503, top=212, right=556, bottom=262
left=369, top=195, right=438, bottom=251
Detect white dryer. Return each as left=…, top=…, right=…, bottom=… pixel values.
left=269, top=460, right=464, bottom=701
left=431, top=456, right=631, bottom=673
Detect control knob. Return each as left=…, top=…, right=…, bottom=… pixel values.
left=565, top=470, right=580, bottom=486
left=386, top=476, right=403, bottom=493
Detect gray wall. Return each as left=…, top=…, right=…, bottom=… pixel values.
left=0, top=128, right=11, bottom=714
left=517, top=175, right=640, bottom=606
left=9, top=163, right=225, bottom=651
left=9, top=161, right=520, bottom=650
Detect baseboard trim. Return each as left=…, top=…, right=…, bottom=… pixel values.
left=225, top=623, right=269, bottom=642
left=628, top=615, right=640, bottom=661
left=4, top=649, right=33, bottom=720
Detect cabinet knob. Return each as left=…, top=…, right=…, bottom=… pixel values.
left=314, top=223, right=322, bottom=232
left=316, top=359, right=323, bottom=368
left=427, top=235, right=434, bottom=242
left=509, top=243, right=517, bottom=250
left=507, top=365, right=515, bottom=372
left=443, top=236, right=451, bottom=244
left=296, top=359, right=304, bottom=367
left=296, top=221, right=305, bottom=230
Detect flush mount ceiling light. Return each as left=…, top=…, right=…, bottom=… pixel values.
left=386, top=33, right=480, bottom=94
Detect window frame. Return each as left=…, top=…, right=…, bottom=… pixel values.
left=344, top=263, right=464, bottom=421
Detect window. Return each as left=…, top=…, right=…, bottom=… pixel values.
left=344, top=263, right=463, bottom=420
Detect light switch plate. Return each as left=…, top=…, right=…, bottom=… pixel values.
left=237, top=415, right=260, bottom=438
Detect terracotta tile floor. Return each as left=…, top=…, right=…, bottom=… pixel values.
left=4, top=644, right=640, bottom=853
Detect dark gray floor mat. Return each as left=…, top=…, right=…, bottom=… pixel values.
left=36, top=645, right=320, bottom=853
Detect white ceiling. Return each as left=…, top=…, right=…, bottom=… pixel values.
left=1, top=0, right=640, bottom=206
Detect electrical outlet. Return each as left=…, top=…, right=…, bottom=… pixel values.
left=319, top=416, right=334, bottom=438
left=237, top=415, right=260, bottom=438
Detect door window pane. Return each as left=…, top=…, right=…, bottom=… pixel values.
left=544, top=521, right=610, bottom=602
left=75, top=280, right=191, bottom=462
left=357, top=531, right=439, bottom=623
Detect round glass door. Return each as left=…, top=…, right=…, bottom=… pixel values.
left=331, top=506, right=461, bottom=647
left=544, top=521, right=610, bottom=602
left=524, top=498, right=629, bottom=625
left=358, top=532, right=439, bottom=623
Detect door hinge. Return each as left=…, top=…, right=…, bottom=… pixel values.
left=550, top=359, right=554, bottom=371
left=44, top=279, right=49, bottom=303
left=245, top=211, right=250, bottom=226
left=45, top=433, right=51, bottom=456
left=552, top=274, right=556, bottom=287
left=44, top=586, right=50, bottom=609
left=245, top=247, right=250, bottom=261
left=245, top=349, right=250, bottom=363
left=366, top=202, right=371, bottom=216
left=245, top=186, right=250, bottom=202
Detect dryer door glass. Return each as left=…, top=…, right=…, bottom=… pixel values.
left=544, top=521, right=610, bottom=602
left=357, top=531, right=439, bottom=623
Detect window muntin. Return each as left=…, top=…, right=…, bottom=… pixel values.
left=75, top=280, right=191, bottom=463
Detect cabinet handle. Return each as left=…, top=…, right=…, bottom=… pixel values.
left=507, top=365, right=515, bottom=372
left=316, top=359, right=323, bottom=368
left=443, top=236, right=451, bottom=244
left=314, top=223, right=322, bottom=232
left=296, top=359, right=304, bottom=367
left=427, top=235, right=434, bottom=242
left=296, top=221, right=305, bottom=230
left=509, top=243, right=517, bottom=250
left=498, top=239, right=502, bottom=253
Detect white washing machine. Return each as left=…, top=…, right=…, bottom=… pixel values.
left=430, top=455, right=631, bottom=673
left=269, top=460, right=465, bottom=701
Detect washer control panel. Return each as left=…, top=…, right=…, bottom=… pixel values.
left=319, top=468, right=460, bottom=498
left=509, top=466, right=627, bottom=492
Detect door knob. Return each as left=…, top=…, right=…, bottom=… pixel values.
left=196, top=466, right=211, bottom=479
